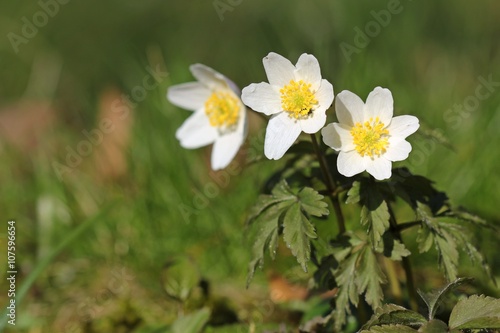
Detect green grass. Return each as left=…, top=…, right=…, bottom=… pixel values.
left=0, top=0, right=499, bottom=331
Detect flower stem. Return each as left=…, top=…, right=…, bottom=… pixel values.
left=310, top=133, right=346, bottom=234
left=387, top=203, right=418, bottom=311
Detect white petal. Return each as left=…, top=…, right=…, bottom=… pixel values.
left=315, top=79, right=334, bottom=112
left=335, top=90, right=365, bottom=126
left=241, top=82, right=282, bottom=115
left=366, top=157, right=392, bottom=180
left=175, top=108, right=218, bottom=149
left=300, top=112, right=326, bottom=134
left=300, top=79, right=333, bottom=134
left=321, top=123, right=354, bottom=151
left=365, top=87, right=393, bottom=124
left=263, top=52, right=296, bottom=87
left=387, top=115, right=420, bottom=143
left=337, top=150, right=367, bottom=177
left=211, top=127, right=245, bottom=170
left=167, top=82, right=211, bottom=111
left=384, top=140, right=412, bottom=162
left=190, top=64, right=228, bottom=90
left=264, top=113, right=301, bottom=160
left=295, top=53, right=322, bottom=91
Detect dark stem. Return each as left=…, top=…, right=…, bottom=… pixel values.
left=310, top=133, right=346, bottom=234
left=387, top=203, right=418, bottom=311
left=396, top=220, right=422, bottom=232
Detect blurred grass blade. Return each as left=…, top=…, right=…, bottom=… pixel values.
left=0, top=202, right=116, bottom=331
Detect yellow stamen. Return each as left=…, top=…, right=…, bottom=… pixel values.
left=350, top=117, right=389, bottom=158
left=204, top=91, right=239, bottom=128
left=280, top=80, right=318, bottom=119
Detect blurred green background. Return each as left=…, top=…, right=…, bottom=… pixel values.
left=0, top=0, right=499, bottom=332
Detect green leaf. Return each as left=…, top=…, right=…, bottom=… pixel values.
left=439, top=221, right=495, bottom=284
left=360, top=325, right=418, bottom=333
left=246, top=179, right=300, bottom=225
left=283, top=203, right=317, bottom=272
left=312, top=254, right=337, bottom=290
left=246, top=180, right=328, bottom=283
left=434, top=229, right=459, bottom=281
left=416, top=202, right=435, bottom=226
left=246, top=206, right=281, bottom=287
left=332, top=246, right=362, bottom=331
left=416, top=203, right=459, bottom=281
left=171, top=307, right=211, bottom=333
left=361, top=304, right=426, bottom=330
left=392, top=169, right=448, bottom=214
left=297, top=187, right=329, bottom=217
left=392, top=170, right=441, bottom=205
left=417, top=319, right=448, bottom=333
left=331, top=236, right=388, bottom=330
left=448, top=295, right=500, bottom=329
left=356, top=246, right=387, bottom=309
left=375, top=232, right=411, bottom=260
left=417, top=277, right=473, bottom=320
left=346, top=180, right=361, bottom=204
left=246, top=194, right=289, bottom=225
left=444, top=208, right=490, bottom=228
left=359, top=182, right=390, bottom=247
left=416, top=224, right=434, bottom=253
left=271, top=178, right=296, bottom=197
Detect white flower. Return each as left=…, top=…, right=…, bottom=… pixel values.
left=167, top=64, right=247, bottom=170
left=321, top=87, right=419, bottom=180
left=241, top=52, right=334, bottom=160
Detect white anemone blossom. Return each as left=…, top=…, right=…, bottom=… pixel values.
left=167, top=64, right=247, bottom=170
left=241, top=52, right=334, bottom=160
left=321, top=87, right=419, bottom=180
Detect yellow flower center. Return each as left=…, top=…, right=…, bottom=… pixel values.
left=350, top=117, right=389, bottom=157
left=204, top=91, right=240, bottom=128
left=280, top=80, right=318, bottom=119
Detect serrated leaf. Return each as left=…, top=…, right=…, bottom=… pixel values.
left=416, top=205, right=460, bottom=282
left=417, top=277, right=473, bottom=320
left=392, top=170, right=448, bottom=213
left=417, top=319, right=448, bottom=333
left=361, top=304, right=427, bottom=330
left=267, top=225, right=279, bottom=261
left=271, top=178, right=296, bottom=198
left=171, top=307, right=211, bottom=333
left=375, top=232, right=411, bottom=260
left=445, top=208, right=490, bottom=228
left=416, top=202, right=435, bottom=226
left=346, top=180, right=361, bottom=204
left=247, top=206, right=281, bottom=287
left=360, top=324, right=418, bottom=333
left=449, top=294, right=500, bottom=329
left=247, top=180, right=329, bottom=278
left=297, top=187, right=329, bottom=217
left=356, top=246, right=387, bottom=309
left=416, top=224, right=434, bottom=253
left=332, top=248, right=362, bottom=331
left=360, top=194, right=390, bottom=247
left=331, top=232, right=364, bottom=263
left=312, top=254, right=337, bottom=290
left=434, top=229, right=459, bottom=282
left=282, top=203, right=317, bottom=272
left=440, top=221, right=496, bottom=284
left=246, top=194, right=289, bottom=225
